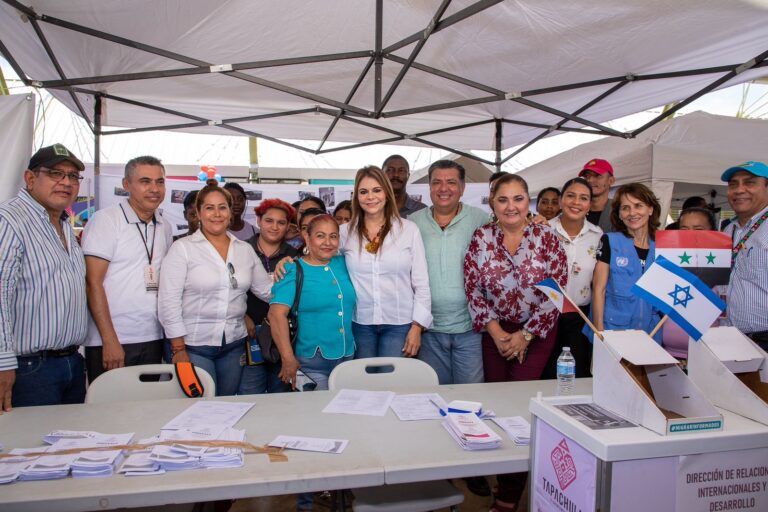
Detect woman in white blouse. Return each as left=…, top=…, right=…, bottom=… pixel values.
left=341, top=166, right=432, bottom=358
left=159, top=185, right=272, bottom=395
left=543, top=177, right=602, bottom=378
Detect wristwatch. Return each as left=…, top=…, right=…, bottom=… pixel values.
left=520, top=329, right=535, bottom=342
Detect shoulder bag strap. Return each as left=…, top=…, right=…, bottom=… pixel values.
left=290, top=259, right=304, bottom=317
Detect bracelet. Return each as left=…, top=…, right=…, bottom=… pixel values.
left=170, top=345, right=187, bottom=355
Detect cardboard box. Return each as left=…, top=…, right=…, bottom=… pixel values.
left=593, top=330, right=723, bottom=436
left=688, top=326, right=768, bottom=426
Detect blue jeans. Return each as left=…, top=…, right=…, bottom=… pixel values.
left=296, top=350, right=353, bottom=391
left=418, top=330, right=484, bottom=385
left=352, top=322, right=412, bottom=359
left=13, top=351, right=86, bottom=407
left=239, top=362, right=290, bottom=395
left=185, top=337, right=245, bottom=397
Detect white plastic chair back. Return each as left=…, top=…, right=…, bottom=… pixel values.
left=85, top=364, right=215, bottom=404
left=328, top=357, right=438, bottom=391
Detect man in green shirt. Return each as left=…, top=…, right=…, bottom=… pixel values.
left=411, top=160, right=489, bottom=385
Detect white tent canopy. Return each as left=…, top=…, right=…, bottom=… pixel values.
left=1, top=1, right=767, bottom=166
left=517, top=111, right=768, bottom=218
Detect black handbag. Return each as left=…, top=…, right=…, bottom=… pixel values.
left=257, top=260, right=304, bottom=364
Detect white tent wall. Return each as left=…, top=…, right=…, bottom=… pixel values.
left=0, top=94, right=34, bottom=202
left=518, top=112, right=768, bottom=221
left=1, top=1, right=767, bottom=164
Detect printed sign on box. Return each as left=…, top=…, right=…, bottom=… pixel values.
left=533, top=420, right=597, bottom=512
left=676, top=447, right=768, bottom=511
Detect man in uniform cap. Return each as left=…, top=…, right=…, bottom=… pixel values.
left=0, top=144, right=88, bottom=412
left=721, top=161, right=768, bottom=350
left=579, top=158, right=615, bottom=233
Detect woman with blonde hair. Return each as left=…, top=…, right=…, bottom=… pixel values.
left=342, top=166, right=432, bottom=358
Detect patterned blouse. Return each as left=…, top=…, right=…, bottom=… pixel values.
left=463, top=222, right=568, bottom=338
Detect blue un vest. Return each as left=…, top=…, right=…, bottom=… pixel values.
left=603, top=232, right=661, bottom=343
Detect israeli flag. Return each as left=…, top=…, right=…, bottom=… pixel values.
left=631, top=256, right=726, bottom=340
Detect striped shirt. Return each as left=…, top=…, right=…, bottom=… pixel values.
left=0, top=189, right=88, bottom=370
left=724, top=205, right=768, bottom=333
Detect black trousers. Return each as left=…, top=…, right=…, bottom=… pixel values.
left=541, top=306, right=593, bottom=379
left=85, top=339, right=163, bottom=384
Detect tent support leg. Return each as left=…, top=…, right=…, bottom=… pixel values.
left=94, top=95, right=102, bottom=210
left=494, top=118, right=502, bottom=171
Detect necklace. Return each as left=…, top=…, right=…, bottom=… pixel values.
left=432, top=203, right=462, bottom=230
left=364, top=224, right=384, bottom=254
left=732, top=209, right=768, bottom=267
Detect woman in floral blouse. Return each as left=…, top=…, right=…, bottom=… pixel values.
left=464, top=173, right=567, bottom=512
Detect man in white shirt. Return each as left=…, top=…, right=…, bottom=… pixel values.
left=82, top=156, right=173, bottom=383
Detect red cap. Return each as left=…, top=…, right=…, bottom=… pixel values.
left=579, top=158, right=613, bottom=177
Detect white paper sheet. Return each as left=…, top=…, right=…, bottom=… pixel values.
left=268, top=436, right=348, bottom=454
left=322, top=389, right=395, bottom=416
left=161, top=401, right=255, bottom=430
left=492, top=416, right=531, bottom=445
left=389, top=393, right=447, bottom=421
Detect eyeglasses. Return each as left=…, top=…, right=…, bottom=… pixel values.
left=227, top=262, right=238, bottom=289
left=36, top=167, right=85, bottom=184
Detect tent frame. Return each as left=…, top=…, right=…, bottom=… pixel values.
left=1, top=0, right=767, bottom=174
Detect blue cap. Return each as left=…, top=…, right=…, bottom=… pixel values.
left=721, top=161, right=768, bottom=182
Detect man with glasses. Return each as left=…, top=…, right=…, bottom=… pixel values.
left=383, top=154, right=426, bottom=218
left=0, top=144, right=88, bottom=412
left=81, top=156, right=173, bottom=383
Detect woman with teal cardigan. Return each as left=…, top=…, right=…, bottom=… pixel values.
left=269, top=214, right=356, bottom=391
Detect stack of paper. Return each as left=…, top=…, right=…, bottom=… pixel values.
left=492, top=416, right=531, bottom=445
left=119, top=451, right=164, bottom=477
left=443, top=413, right=502, bottom=451
left=17, top=450, right=74, bottom=481
left=0, top=456, right=31, bottom=484
left=149, top=426, right=246, bottom=471
left=55, top=433, right=134, bottom=478
left=322, top=389, right=395, bottom=416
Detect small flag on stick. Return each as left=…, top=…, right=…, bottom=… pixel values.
left=535, top=278, right=603, bottom=341
left=534, top=278, right=578, bottom=314
left=631, top=256, right=726, bottom=341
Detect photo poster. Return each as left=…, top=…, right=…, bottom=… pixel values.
left=532, top=419, right=597, bottom=512
left=97, top=174, right=492, bottom=236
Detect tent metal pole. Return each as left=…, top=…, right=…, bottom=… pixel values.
left=219, top=124, right=318, bottom=153
left=0, top=38, right=31, bottom=86
left=383, top=0, right=502, bottom=54
left=317, top=137, right=406, bottom=154
left=494, top=118, right=502, bottom=171
left=375, top=0, right=452, bottom=116
left=511, top=97, right=625, bottom=137
left=101, top=122, right=209, bottom=136
left=384, top=54, right=500, bottom=94
left=317, top=55, right=376, bottom=153
left=40, top=51, right=373, bottom=89
left=374, top=0, right=383, bottom=111
left=502, top=79, right=632, bottom=163
left=410, top=136, right=496, bottom=166
left=414, top=118, right=494, bottom=138
left=631, top=50, right=768, bottom=137
left=223, top=108, right=319, bottom=124
left=93, top=95, right=102, bottom=209
left=28, top=17, right=93, bottom=131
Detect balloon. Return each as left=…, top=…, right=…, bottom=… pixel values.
left=215, top=173, right=223, bottom=182
left=197, top=171, right=207, bottom=182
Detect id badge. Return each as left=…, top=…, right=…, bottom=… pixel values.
left=144, top=265, right=159, bottom=292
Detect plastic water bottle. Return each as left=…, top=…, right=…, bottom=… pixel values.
left=556, top=347, right=576, bottom=396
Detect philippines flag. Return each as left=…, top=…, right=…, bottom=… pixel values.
left=631, top=256, right=726, bottom=340
left=534, top=278, right=578, bottom=314
left=656, top=230, right=731, bottom=287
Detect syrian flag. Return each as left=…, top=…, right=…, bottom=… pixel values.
left=534, top=278, right=578, bottom=313
left=631, top=256, right=726, bottom=340
left=656, top=230, right=731, bottom=287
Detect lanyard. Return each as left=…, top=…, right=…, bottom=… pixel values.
left=731, top=209, right=768, bottom=268
left=120, top=204, right=157, bottom=265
